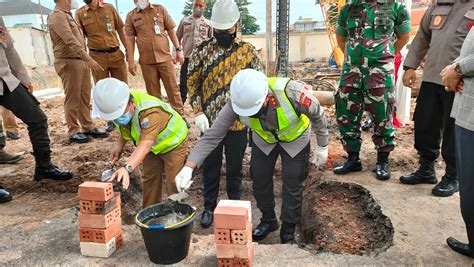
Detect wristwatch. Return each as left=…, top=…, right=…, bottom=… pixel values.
left=175, top=47, right=183, bottom=52
left=454, top=63, right=463, bottom=76
left=403, top=66, right=414, bottom=71
left=124, top=164, right=133, bottom=173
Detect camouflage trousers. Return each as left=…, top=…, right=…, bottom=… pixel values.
left=0, top=114, right=4, bottom=150
left=335, top=85, right=396, bottom=153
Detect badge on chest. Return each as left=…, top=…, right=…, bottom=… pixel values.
left=153, top=16, right=160, bottom=34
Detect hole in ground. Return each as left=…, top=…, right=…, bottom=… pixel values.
left=299, top=181, right=394, bottom=255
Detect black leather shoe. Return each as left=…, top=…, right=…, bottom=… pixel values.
left=34, top=164, right=73, bottom=182
left=200, top=209, right=213, bottom=228
left=6, top=131, right=20, bottom=140
left=106, top=122, right=115, bottom=132
left=83, top=128, right=109, bottom=139
left=361, top=117, right=373, bottom=132
left=69, top=133, right=91, bottom=144
left=0, top=151, right=23, bottom=164
left=0, top=186, right=12, bottom=203
left=333, top=153, right=362, bottom=175
left=280, top=222, right=296, bottom=244
left=447, top=237, right=473, bottom=258
left=252, top=219, right=279, bottom=241
left=432, top=176, right=459, bottom=197
left=400, top=159, right=437, bottom=184
left=375, top=162, right=391, bottom=180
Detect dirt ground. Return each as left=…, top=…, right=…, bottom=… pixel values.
left=0, top=64, right=472, bottom=266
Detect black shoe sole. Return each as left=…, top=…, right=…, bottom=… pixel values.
left=0, top=195, right=12, bottom=203
left=252, top=223, right=280, bottom=241
left=0, top=156, right=23, bottom=164
left=376, top=174, right=391, bottom=181
left=333, top=165, right=363, bottom=175
left=432, top=188, right=459, bottom=197
left=69, top=138, right=91, bottom=144
left=85, top=134, right=109, bottom=139
left=399, top=177, right=438, bottom=185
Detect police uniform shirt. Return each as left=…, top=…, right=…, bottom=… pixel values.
left=404, top=0, right=474, bottom=86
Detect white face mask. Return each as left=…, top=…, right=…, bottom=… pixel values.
left=135, top=0, right=149, bottom=10
left=70, top=0, right=79, bottom=9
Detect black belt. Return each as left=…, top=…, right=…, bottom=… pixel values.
left=58, top=57, right=81, bottom=60
left=89, top=47, right=119, bottom=53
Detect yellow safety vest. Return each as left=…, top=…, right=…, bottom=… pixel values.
left=239, top=77, right=310, bottom=144
left=116, top=90, right=188, bottom=154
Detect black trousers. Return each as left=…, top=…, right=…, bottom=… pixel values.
left=455, top=125, right=474, bottom=255
left=179, top=58, right=190, bottom=104
left=250, top=143, right=310, bottom=224
left=203, top=130, right=248, bottom=211
left=0, top=83, right=51, bottom=164
left=414, top=82, right=456, bottom=173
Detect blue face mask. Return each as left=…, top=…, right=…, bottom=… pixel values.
left=114, top=112, right=132, bottom=126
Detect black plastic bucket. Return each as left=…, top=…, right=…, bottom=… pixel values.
left=135, top=201, right=197, bottom=265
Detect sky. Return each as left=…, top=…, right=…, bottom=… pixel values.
left=38, top=0, right=324, bottom=33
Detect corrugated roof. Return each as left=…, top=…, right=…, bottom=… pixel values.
left=0, top=0, right=53, bottom=16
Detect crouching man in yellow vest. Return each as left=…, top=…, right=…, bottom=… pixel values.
left=93, top=78, right=188, bottom=208
left=175, top=69, right=329, bottom=244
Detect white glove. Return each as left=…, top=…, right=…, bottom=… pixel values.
left=175, top=166, right=194, bottom=193
left=311, top=145, right=328, bottom=167
left=195, top=114, right=209, bottom=133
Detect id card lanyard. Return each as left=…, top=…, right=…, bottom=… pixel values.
left=105, top=14, right=112, bottom=32
left=153, top=15, right=160, bottom=35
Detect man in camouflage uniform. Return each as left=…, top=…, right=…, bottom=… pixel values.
left=334, top=0, right=411, bottom=180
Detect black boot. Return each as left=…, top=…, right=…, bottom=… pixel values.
left=200, top=209, right=213, bottom=228
left=252, top=218, right=279, bottom=241
left=399, top=159, right=437, bottom=184
left=375, top=152, right=390, bottom=181
left=447, top=237, right=473, bottom=258
left=34, top=152, right=73, bottom=182
left=280, top=222, right=297, bottom=244
left=106, top=121, right=115, bottom=132
left=361, top=117, right=373, bottom=132
left=333, top=152, right=362, bottom=175
left=432, top=166, right=458, bottom=197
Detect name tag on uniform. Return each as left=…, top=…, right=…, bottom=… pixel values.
left=106, top=22, right=113, bottom=32
left=154, top=24, right=161, bottom=34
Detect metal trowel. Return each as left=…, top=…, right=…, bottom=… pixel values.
left=100, top=163, right=115, bottom=182
left=167, top=181, right=193, bottom=202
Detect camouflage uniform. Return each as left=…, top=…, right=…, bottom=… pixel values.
left=335, top=0, right=411, bottom=153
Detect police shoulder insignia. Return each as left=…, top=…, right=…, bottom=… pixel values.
left=141, top=118, right=150, bottom=129
left=299, top=92, right=312, bottom=108
left=432, top=15, right=443, bottom=27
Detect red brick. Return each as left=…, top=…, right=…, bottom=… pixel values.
left=218, top=200, right=252, bottom=222
left=78, top=182, right=113, bottom=202
left=234, top=258, right=252, bottom=267
left=216, top=243, right=253, bottom=259
left=230, top=222, right=252, bottom=245
left=217, top=258, right=233, bottom=267
left=214, top=206, right=248, bottom=230
left=115, top=231, right=124, bottom=250
left=80, top=192, right=121, bottom=214
left=215, top=228, right=231, bottom=244
left=78, top=207, right=121, bottom=229
left=79, top=220, right=122, bottom=243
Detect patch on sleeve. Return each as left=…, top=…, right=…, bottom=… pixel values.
left=140, top=118, right=150, bottom=129
left=467, top=21, right=474, bottom=31
left=299, top=92, right=312, bottom=108
left=268, top=95, right=280, bottom=109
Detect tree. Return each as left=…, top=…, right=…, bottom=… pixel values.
left=182, top=0, right=260, bottom=35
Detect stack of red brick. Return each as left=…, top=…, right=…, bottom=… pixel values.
left=78, top=182, right=123, bottom=258
left=214, top=200, right=254, bottom=267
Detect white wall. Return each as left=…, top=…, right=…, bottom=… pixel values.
left=2, top=14, right=48, bottom=30
left=8, top=27, right=53, bottom=66
left=243, top=31, right=333, bottom=63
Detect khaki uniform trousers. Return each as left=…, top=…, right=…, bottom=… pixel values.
left=141, top=138, right=188, bottom=208
left=54, top=59, right=94, bottom=135
left=1, top=107, right=18, bottom=132
left=90, top=50, right=128, bottom=83
left=140, top=60, right=184, bottom=114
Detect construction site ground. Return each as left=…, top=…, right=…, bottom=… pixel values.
left=1, top=65, right=474, bottom=266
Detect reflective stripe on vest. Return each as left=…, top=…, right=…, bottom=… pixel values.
left=239, top=78, right=310, bottom=144
left=117, top=91, right=188, bottom=154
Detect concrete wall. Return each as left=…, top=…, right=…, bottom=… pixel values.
left=8, top=27, right=53, bottom=66
left=2, top=14, right=48, bottom=30
left=243, top=31, right=333, bottom=63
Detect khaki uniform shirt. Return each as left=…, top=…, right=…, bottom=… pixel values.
left=125, top=4, right=175, bottom=64
left=75, top=3, right=124, bottom=50
left=48, top=7, right=92, bottom=62
left=404, top=0, right=474, bottom=86
left=0, top=17, right=31, bottom=95
left=139, top=108, right=169, bottom=141
left=188, top=80, right=330, bottom=165
left=176, top=15, right=212, bottom=58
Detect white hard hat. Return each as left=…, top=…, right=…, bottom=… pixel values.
left=230, top=69, right=268, bottom=116
left=209, top=0, right=240, bottom=30
left=93, top=78, right=130, bottom=120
